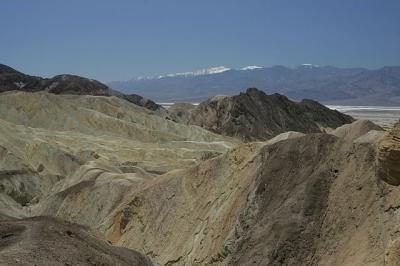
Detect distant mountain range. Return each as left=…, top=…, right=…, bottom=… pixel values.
left=108, top=65, right=400, bottom=105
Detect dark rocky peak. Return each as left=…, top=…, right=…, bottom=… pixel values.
left=0, top=64, right=21, bottom=75
left=187, top=88, right=354, bottom=141
left=121, top=94, right=164, bottom=112
left=300, top=98, right=332, bottom=111
left=0, top=64, right=44, bottom=93
left=244, top=88, right=290, bottom=103
left=44, top=74, right=115, bottom=96
left=298, top=98, right=351, bottom=126
left=244, top=87, right=263, bottom=95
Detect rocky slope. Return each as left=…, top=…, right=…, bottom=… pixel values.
left=0, top=90, right=238, bottom=265
left=0, top=215, right=153, bottom=266
left=377, top=121, right=400, bottom=185
left=185, top=88, right=354, bottom=141
left=35, top=119, right=400, bottom=266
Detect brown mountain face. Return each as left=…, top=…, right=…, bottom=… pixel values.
left=186, top=88, right=354, bottom=141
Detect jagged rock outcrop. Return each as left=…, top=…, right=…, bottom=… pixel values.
left=187, top=88, right=354, bottom=141
left=377, top=121, right=400, bottom=185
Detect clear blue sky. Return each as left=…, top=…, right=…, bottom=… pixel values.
left=1, top=0, right=399, bottom=82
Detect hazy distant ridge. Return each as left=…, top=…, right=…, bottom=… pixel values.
left=108, top=65, right=400, bottom=106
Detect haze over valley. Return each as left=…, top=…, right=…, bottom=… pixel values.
left=109, top=65, right=400, bottom=106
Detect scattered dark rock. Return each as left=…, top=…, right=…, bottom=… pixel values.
left=37, top=164, right=45, bottom=173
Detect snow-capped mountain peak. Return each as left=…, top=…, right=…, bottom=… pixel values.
left=133, top=66, right=231, bottom=81
left=132, top=65, right=269, bottom=81
left=241, top=65, right=263, bottom=70
left=196, top=66, right=231, bottom=75
left=299, top=64, right=320, bottom=68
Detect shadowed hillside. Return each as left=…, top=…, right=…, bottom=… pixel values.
left=172, top=88, right=354, bottom=141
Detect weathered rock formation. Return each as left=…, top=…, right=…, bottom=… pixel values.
left=186, top=88, right=354, bottom=141
left=378, top=121, right=400, bottom=185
